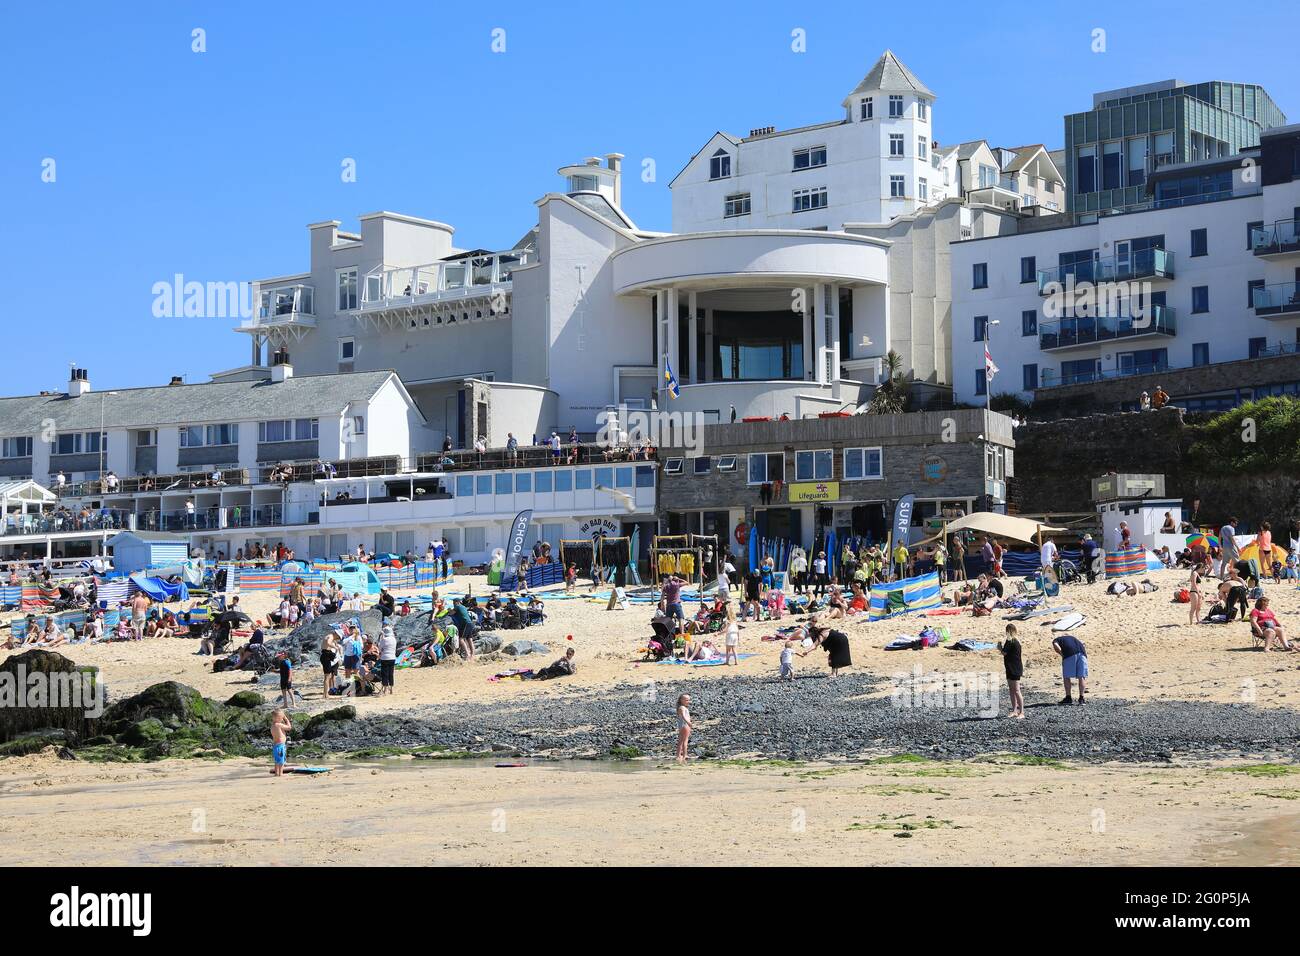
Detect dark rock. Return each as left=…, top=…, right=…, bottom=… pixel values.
left=122, top=718, right=169, bottom=746
left=225, top=691, right=263, bottom=709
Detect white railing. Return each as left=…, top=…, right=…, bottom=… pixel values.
left=257, top=284, right=314, bottom=321
left=360, top=249, right=535, bottom=310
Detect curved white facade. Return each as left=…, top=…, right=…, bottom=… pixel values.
left=611, top=230, right=889, bottom=294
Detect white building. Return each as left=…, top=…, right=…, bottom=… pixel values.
left=951, top=124, right=1300, bottom=412
left=671, top=51, right=947, bottom=234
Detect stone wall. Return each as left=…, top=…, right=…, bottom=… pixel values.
left=1010, top=405, right=1300, bottom=530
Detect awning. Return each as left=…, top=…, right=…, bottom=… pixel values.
left=944, top=512, right=1067, bottom=545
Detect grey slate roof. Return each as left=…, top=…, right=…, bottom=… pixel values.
left=844, top=50, right=935, bottom=101
left=0, top=370, right=397, bottom=434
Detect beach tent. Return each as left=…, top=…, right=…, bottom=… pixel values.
left=1236, top=536, right=1288, bottom=569
left=943, top=512, right=1068, bottom=544
left=868, top=571, right=942, bottom=621
left=336, top=562, right=382, bottom=596
left=128, top=573, right=189, bottom=603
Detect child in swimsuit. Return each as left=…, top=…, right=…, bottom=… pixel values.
left=675, top=694, right=691, bottom=763
left=999, top=624, right=1024, bottom=719
left=269, top=709, right=291, bottom=777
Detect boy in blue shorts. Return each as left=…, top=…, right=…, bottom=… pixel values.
left=269, top=708, right=291, bottom=776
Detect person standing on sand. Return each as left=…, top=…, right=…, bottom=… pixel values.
left=130, top=591, right=150, bottom=640
left=722, top=602, right=739, bottom=666
left=1187, top=564, right=1204, bottom=625
left=269, top=709, right=291, bottom=777
left=378, top=624, right=397, bottom=694
left=999, top=624, right=1024, bottom=718
left=277, top=652, right=294, bottom=708
left=675, top=694, right=692, bottom=763
left=1218, top=516, right=1238, bottom=578
left=1051, top=633, right=1088, bottom=705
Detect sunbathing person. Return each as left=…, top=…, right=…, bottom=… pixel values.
left=685, top=639, right=720, bottom=662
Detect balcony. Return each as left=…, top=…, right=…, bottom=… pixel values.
left=1040, top=362, right=1170, bottom=389
left=1037, top=248, right=1175, bottom=295
left=236, top=284, right=316, bottom=340
left=139, top=505, right=284, bottom=533
left=1038, top=305, right=1176, bottom=352
left=1, top=509, right=134, bottom=538
left=356, top=249, right=535, bottom=331
left=1251, top=219, right=1300, bottom=258
left=1252, top=282, right=1300, bottom=318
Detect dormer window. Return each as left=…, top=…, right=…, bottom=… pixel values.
left=709, top=149, right=731, bottom=180
left=860, top=97, right=873, bottom=120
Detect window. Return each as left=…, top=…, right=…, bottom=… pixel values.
left=888, top=95, right=904, bottom=118
left=594, top=466, right=613, bottom=487
left=352, top=416, right=365, bottom=435
left=795, top=449, right=833, bottom=481
left=792, top=187, right=827, bottom=212
left=691, top=456, right=711, bottom=475
left=918, top=177, right=927, bottom=201
left=1020, top=256, right=1036, bottom=283
left=972, top=263, right=988, bottom=289
left=1, top=437, right=32, bottom=458
left=635, top=465, right=655, bottom=487
left=204, top=424, right=237, bottom=446
left=567, top=174, right=597, bottom=192
left=515, top=472, right=531, bottom=492
left=575, top=469, right=592, bottom=489
left=843, top=447, right=882, bottom=480
left=1023, top=363, right=1039, bottom=391
left=890, top=175, right=905, bottom=198
left=1021, top=310, right=1037, bottom=336
left=717, top=455, right=737, bottom=472
left=1075, top=146, right=1096, bottom=194
left=1248, top=279, right=1266, bottom=307
left=917, top=98, right=928, bottom=121
left=975, top=368, right=987, bottom=396
left=179, top=426, right=203, bottom=448
left=860, top=97, right=873, bottom=120
left=978, top=164, right=998, bottom=189
left=792, top=146, right=827, bottom=170
left=1192, top=342, right=1210, bottom=367
left=747, top=452, right=783, bottom=484
left=259, top=419, right=318, bottom=443
left=495, top=473, right=512, bottom=495
left=1249, top=337, right=1268, bottom=359
left=554, top=470, right=572, bottom=492
left=1190, top=228, right=1208, bottom=257
left=136, top=430, right=156, bottom=447
left=663, top=458, right=683, bottom=475
left=534, top=471, right=552, bottom=492
left=1247, top=221, right=1263, bottom=249
left=463, top=527, right=486, bottom=553
left=1192, top=286, right=1209, bottom=314
left=974, top=316, right=989, bottom=341
left=724, top=193, right=751, bottom=218
left=709, top=149, right=731, bottom=180
left=616, top=466, right=634, bottom=488
left=1101, top=141, right=1121, bottom=191
left=338, top=338, right=355, bottom=361
left=337, top=268, right=358, bottom=311
left=889, top=133, right=905, bottom=157
left=917, top=136, right=927, bottom=160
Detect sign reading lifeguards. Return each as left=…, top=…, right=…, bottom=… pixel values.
left=789, top=481, right=839, bottom=503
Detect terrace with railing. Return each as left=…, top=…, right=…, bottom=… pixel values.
left=1036, top=248, right=1175, bottom=294
left=1250, top=218, right=1300, bottom=257
left=358, top=248, right=536, bottom=322
left=237, top=283, right=316, bottom=336
left=1252, top=281, right=1300, bottom=317
left=1038, top=305, right=1176, bottom=351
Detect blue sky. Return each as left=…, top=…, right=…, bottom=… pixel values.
left=3, top=0, right=1297, bottom=394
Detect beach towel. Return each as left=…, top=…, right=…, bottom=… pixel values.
left=657, top=653, right=755, bottom=666
left=949, top=639, right=997, bottom=652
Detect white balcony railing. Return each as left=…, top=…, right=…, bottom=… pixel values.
left=360, top=249, right=535, bottom=312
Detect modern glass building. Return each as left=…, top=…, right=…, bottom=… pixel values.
left=1065, top=79, right=1286, bottom=213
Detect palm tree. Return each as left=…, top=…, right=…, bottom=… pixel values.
left=865, top=350, right=909, bottom=414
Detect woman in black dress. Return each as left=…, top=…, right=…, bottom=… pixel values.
left=799, top=618, right=851, bottom=676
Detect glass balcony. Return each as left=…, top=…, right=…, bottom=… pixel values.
left=238, top=284, right=316, bottom=333
left=1038, top=305, right=1176, bottom=351
left=1037, top=248, right=1174, bottom=294
left=141, top=505, right=284, bottom=532
left=1252, top=282, right=1300, bottom=317
left=1039, top=361, right=1170, bottom=388
left=1250, top=219, right=1300, bottom=257
left=360, top=249, right=535, bottom=311
left=2, top=508, right=133, bottom=537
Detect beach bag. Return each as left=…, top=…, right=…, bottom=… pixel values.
left=1174, top=588, right=1190, bottom=603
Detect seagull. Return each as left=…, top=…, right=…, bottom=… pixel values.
left=596, top=484, right=636, bottom=513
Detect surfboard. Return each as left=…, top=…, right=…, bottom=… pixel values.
left=1051, top=612, right=1086, bottom=631
left=1006, top=604, right=1073, bottom=621
left=288, top=766, right=332, bottom=774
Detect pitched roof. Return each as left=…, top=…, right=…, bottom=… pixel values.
left=843, top=50, right=934, bottom=105
left=0, top=370, right=398, bottom=434
left=955, top=140, right=990, bottom=160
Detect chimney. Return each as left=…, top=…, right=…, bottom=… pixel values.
left=67, top=367, right=90, bottom=398
left=271, top=347, right=293, bottom=382
left=605, top=152, right=624, bottom=207
left=168, top=376, right=184, bottom=386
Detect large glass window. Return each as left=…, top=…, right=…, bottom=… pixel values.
left=843, top=447, right=882, bottom=480
left=554, top=470, right=573, bottom=492
left=1, top=437, right=31, bottom=458
left=709, top=149, right=731, bottom=180
left=747, top=453, right=783, bottom=484
left=337, top=268, right=358, bottom=311
left=795, top=449, right=833, bottom=481
left=515, top=472, right=532, bottom=492
left=575, top=469, right=592, bottom=490
left=456, top=475, right=474, bottom=497
left=535, top=471, right=553, bottom=492
left=1075, top=146, right=1097, bottom=194
left=495, top=473, right=512, bottom=495
left=792, top=146, right=827, bottom=170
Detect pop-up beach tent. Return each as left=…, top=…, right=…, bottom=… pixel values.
left=943, top=512, right=1068, bottom=544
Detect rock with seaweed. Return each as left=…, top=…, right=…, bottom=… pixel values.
left=0, top=650, right=102, bottom=745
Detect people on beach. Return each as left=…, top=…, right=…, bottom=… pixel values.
left=1187, top=564, right=1204, bottom=625
left=675, top=694, right=692, bottom=763
left=1250, top=596, right=1293, bottom=652
left=779, top=639, right=796, bottom=681
left=269, top=708, right=291, bottom=776
left=799, top=618, right=851, bottom=676
left=320, top=629, right=341, bottom=697
left=1051, top=633, right=1088, bottom=705
left=723, top=602, right=739, bottom=666
left=999, top=624, right=1024, bottom=718
left=378, top=624, right=398, bottom=694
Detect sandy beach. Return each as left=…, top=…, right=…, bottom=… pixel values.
left=3, top=566, right=1299, bottom=865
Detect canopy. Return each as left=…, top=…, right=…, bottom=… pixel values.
left=129, top=574, right=189, bottom=603
left=943, top=512, right=1067, bottom=545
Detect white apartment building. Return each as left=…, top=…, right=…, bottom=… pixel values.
left=671, top=51, right=948, bottom=233
left=951, top=125, right=1300, bottom=412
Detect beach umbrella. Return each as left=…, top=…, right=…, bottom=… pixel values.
left=1185, top=533, right=1219, bottom=550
